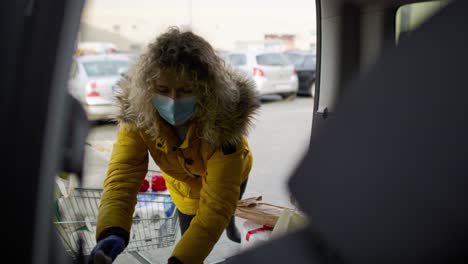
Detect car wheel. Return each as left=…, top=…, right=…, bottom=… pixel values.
left=281, top=92, right=297, bottom=101
left=310, top=81, right=316, bottom=97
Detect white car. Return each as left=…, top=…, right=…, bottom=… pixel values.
left=76, top=42, right=119, bottom=55
left=68, top=54, right=132, bottom=121
left=224, top=50, right=298, bottom=99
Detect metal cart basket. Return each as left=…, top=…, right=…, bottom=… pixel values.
left=53, top=170, right=179, bottom=262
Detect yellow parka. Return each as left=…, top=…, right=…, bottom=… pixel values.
left=95, top=66, right=259, bottom=264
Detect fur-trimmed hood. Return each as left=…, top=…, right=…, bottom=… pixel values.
left=114, top=66, right=260, bottom=148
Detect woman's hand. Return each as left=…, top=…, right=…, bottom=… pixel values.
left=88, top=235, right=125, bottom=263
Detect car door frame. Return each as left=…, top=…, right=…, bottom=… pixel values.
left=312, top=0, right=399, bottom=139
left=0, top=1, right=87, bottom=263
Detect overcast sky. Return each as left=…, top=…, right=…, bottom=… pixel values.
left=82, top=0, right=317, bottom=50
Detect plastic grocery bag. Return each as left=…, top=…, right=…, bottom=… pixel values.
left=55, top=173, right=96, bottom=225
left=54, top=173, right=92, bottom=232
left=234, top=196, right=287, bottom=227
left=54, top=172, right=78, bottom=199
left=240, top=220, right=273, bottom=250
left=134, top=192, right=175, bottom=219
left=270, top=208, right=308, bottom=238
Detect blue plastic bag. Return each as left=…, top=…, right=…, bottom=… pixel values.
left=163, top=196, right=175, bottom=217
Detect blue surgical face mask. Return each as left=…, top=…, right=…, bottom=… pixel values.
left=152, top=95, right=197, bottom=126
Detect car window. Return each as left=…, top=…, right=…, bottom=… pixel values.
left=228, top=54, right=247, bottom=66
left=256, top=53, right=289, bottom=66
left=396, top=0, right=450, bottom=44
left=303, top=55, right=316, bottom=68
left=285, top=53, right=305, bottom=67
left=83, top=60, right=130, bottom=77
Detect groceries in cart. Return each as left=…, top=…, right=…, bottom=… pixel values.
left=53, top=170, right=179, bottom=259
left=134, top=193, right=175, bottom=219
left=134, top=171, right=175, bottom=220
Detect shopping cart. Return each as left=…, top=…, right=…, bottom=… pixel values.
left=53, top=170, right=179, bottom=263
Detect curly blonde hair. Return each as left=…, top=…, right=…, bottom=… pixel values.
left=116, top=27, right=259, bottom=146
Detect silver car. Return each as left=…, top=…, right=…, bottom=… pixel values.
left=68, top=54, right=132, bottom=121
left=224, top=50, right=298, bottom=99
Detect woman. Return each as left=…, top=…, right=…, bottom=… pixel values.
left=89, top=27, right=259, bottom=264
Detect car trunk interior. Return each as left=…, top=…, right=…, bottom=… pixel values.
left=0, top=0, right=461, bottom=263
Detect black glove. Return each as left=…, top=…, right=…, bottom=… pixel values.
left=88, top=235, right=125, bottom=263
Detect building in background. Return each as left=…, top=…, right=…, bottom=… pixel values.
left=265, top=34, right=296, bottom=50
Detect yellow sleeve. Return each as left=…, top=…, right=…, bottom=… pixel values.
left=171, top=144, right=251, bottom=264
left=96, top=124, right=149, bottom=241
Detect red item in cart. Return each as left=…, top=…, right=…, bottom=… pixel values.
left=151, top=174, right=167, bottom=192
left=139, top=179, right=150, bottom=192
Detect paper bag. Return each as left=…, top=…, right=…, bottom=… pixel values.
left=234, top=196, right=286, bottom=227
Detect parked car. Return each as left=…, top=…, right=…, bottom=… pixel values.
left=117, top=51, right=140, bottom=63
left=284, top=50, right=316, bottom=97
left=215, top=49, right=229, bottom=60
left=75, top=42, right=119, bottom=56
left=68, top=53, right=132, bottom=121
left=224, top=50, right=298, bottom=99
